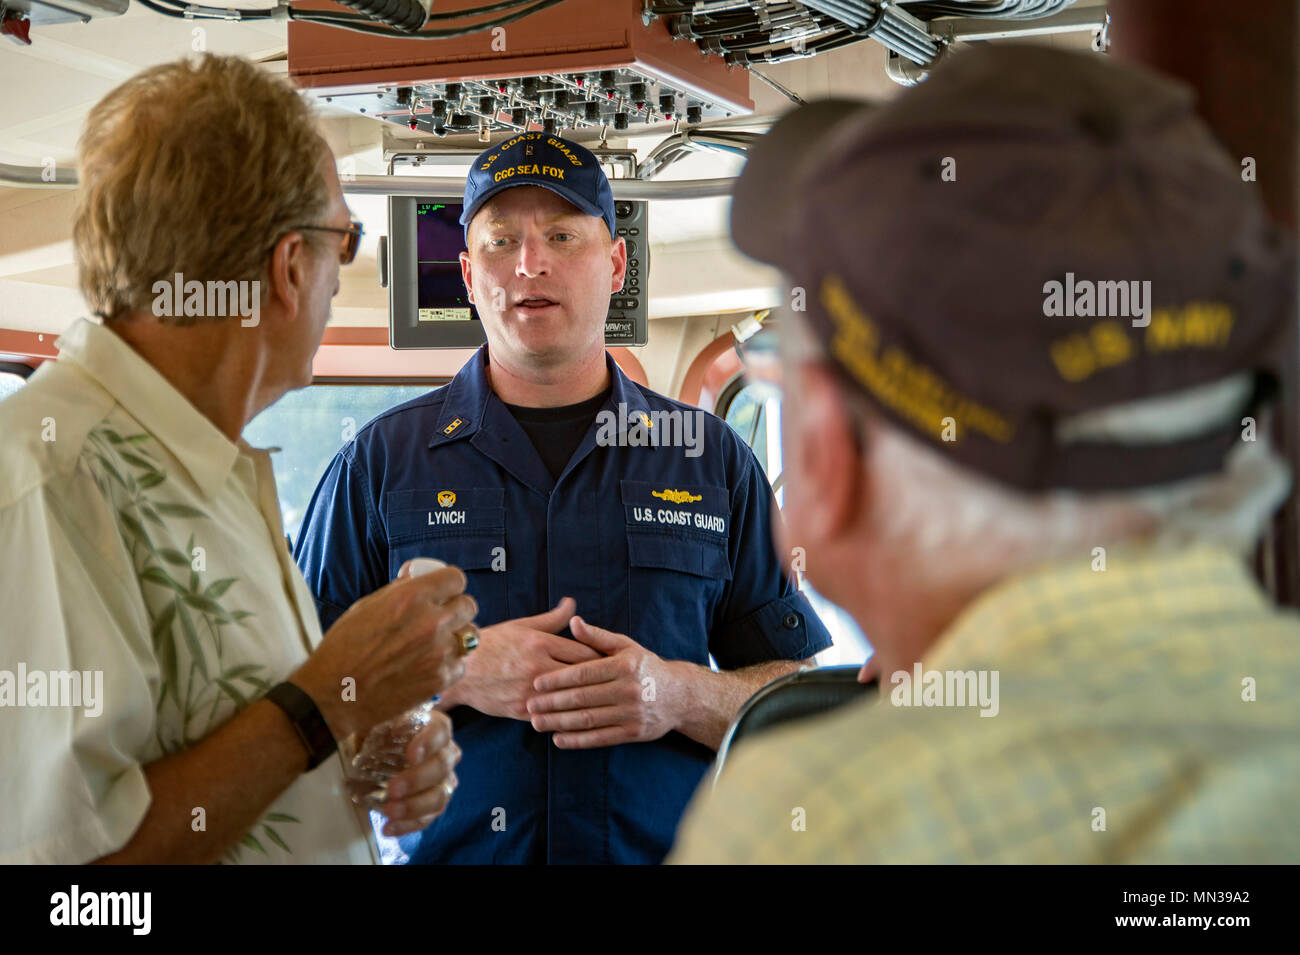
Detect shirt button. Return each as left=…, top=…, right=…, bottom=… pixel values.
left=782, top=613, right=801, bottom=630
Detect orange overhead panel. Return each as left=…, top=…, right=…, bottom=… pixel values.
left=287, top=0, right=754, bottom=138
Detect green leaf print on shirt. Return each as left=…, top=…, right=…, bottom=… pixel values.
left=86, top=424, right=300, bottom=862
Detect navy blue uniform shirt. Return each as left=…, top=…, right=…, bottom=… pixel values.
left=293, top=347, right=832, bottom=864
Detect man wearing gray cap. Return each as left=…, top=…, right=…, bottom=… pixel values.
left=671, top=43, right=1300, bottom=863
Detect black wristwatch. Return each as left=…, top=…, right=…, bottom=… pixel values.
left=265, top=682, right=338, bottom=771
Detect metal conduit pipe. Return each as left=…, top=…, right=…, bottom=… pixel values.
left=802, top=0, right=872, bottom=29
left=685, top=0, right=754, bottom=13
left=725, top=20, right=929, bottom=65
left=721, top=25, right=840, bottom=52
left=0, top=162, right=76, bottom=187
left=878, top=25, right=939, bottom=62
left=876, top=5, right=941, bottom=53
left=0, top=165, right=739, bottom=200
left=839, top=17, right=933, bottom=63
left=768, top=14, right=838, bottom=37
left=883, top=18, right=937, bottom=54
left=344, top=174, right=743, bottom=200
left=873, top=21, right=938, bottom=62
left=930, top=5, right=1106, bottom=42
left=763, top=30, right=866, bottom=62
left=885, top=5, right=935, bottom=42
left=800, top=0, right=939, bottom=63
left=686, top=9, right=822, bottom=38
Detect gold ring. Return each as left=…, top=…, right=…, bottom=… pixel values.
left=455, top=624, right=479, bottom=654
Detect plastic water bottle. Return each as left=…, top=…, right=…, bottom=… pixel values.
left=340, top=700, right=437, bottom=811
left=339, top=557, right=446, bottom=810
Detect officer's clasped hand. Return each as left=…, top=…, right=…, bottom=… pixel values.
left=526, top=615, right=679, bottom=749
left=435, top=597, right=601, bottom=721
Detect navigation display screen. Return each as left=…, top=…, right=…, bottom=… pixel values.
left=388, top=194, right=646, bottom=348
left=415, top=200, right=476, bottom=323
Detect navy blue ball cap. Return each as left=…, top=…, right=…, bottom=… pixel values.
left=461, top=133, right=615, bottom=240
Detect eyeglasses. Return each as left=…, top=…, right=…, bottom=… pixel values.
left=291, top=220, right=364, bottom=265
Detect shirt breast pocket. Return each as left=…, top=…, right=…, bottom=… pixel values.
left=622, top=478, right=733, bottom=663
left=385, top=488, right=507, bottom=623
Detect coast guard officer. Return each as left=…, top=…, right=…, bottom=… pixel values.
left=294, top=133, right=832, bottom=864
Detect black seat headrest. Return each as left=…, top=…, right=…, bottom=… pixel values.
left=713, top=665, right=878, bottom=789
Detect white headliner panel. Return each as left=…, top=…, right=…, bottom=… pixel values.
left=0, top=3, right=286, bottom=164
left=0, top=5, right=1104, bottom=332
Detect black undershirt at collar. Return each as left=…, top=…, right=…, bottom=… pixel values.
left=503, top=386, right=613, bottom=482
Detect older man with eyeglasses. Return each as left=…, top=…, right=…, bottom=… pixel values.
left=0, top=54, right=472, bottom=864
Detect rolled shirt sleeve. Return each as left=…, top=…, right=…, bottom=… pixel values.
left=711, top=446, right=833, bottom=669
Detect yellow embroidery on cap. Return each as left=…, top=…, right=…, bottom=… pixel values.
left=819, top=273, right=1014, bottom=444
left=547, top=138, right=585, bottom=166
left=1050, top=302, right=1233, bottom=385
left=1145, top=302, right=1234, bottom=352
left=437, top=491, right=456, bottom=508
left=652, top=489, right=702, bottom=504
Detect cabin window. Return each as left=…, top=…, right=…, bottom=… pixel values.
left=720, top=377, right=873, bottom=668
left=0, top=372, right=26, bottom=401
left=723, top=377, right=779, bottom=478
left=245, top=381, right=440, bottom=544
left=0, top=361, right=32, bottom=401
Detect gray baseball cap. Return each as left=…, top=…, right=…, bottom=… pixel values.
left=733, top=43, right=1293, bottom=491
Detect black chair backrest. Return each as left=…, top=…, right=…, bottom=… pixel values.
left=712, top=665, right=878, bottom=788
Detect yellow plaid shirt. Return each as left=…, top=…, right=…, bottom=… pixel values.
left=670, top=546, right=1300, bottom=863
